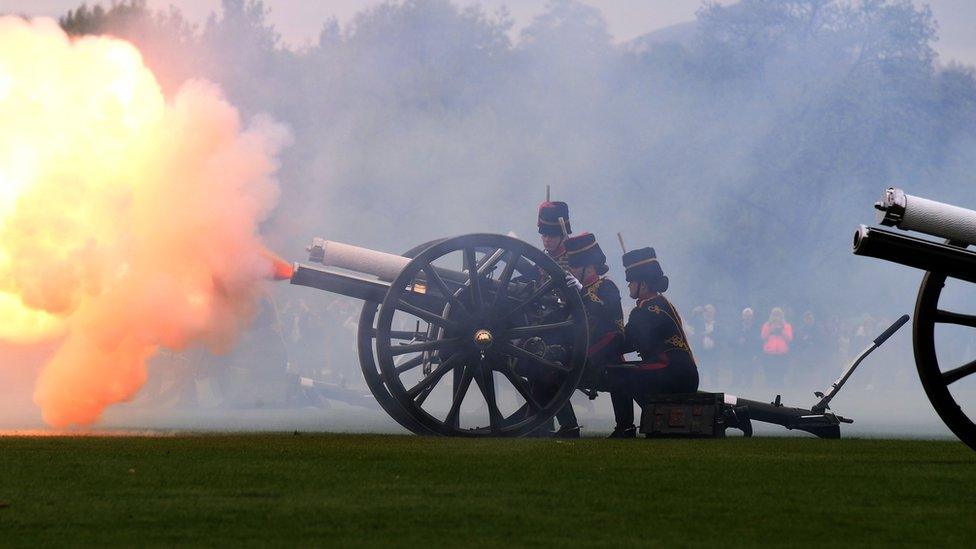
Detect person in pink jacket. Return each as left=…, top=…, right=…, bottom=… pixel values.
left=761, top=307, right=792, bottom=388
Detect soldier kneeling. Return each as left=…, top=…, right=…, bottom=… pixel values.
left=608, top=247, right=700, bottom=438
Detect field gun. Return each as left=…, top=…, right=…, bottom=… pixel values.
left=854, top=188, right=976, bottom=450
left=291, top=233, right=590, bottom=437
left=288, top=232, right=907, bottom=439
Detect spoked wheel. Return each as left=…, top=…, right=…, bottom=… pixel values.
left=375, top=233, right=588, bottom=437
left=914, top=241, right=976, bottom=450
left=357, top=239, right=445, bottom=435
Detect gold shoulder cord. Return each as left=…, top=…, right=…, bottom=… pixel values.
left=585, top=278, right=605, bottom=305
left=662, top=296, right=696, bottom=362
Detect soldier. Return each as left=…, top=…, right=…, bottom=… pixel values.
left=537, top=200, right=572, bottom=274
left=536, top=233, right=625, bottom=438
left=608, top=247, right=700, bottom=438
left=564, top=232, right=626, bottom=373
left=524, top=200, right=574, bottom=436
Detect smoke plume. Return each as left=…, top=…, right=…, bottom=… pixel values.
left=0, top=16, right=289, bottom=427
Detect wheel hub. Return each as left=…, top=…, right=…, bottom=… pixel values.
left=473, top=329, right=493, bottom=349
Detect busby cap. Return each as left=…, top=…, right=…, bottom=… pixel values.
left=623, top=247, right=668, bottom=291
left=538, top=201, right=571, bottom=236
left=565, top=232, right=608, bottom=274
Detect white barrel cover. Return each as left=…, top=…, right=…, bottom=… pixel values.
left=319, top=240, right=410, bottom=281
left=902, top=193, right=976, bottom=245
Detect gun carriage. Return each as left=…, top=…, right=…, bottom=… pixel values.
left=854, top=188, right=976, bottom=451
left=289, top=231, right=900, bottom=438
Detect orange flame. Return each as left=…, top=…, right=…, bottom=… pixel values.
left=261, top=248, right=294, bottom=280
left=0, top=17, right=290, bottom=427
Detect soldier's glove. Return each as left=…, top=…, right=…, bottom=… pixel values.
left=565, top=273, right=583, bottom=292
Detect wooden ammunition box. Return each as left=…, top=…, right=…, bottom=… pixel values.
left=638, top=392, right=727, bottom=438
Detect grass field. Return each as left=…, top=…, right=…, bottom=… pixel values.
left=1, top=435, right=974, bottom=547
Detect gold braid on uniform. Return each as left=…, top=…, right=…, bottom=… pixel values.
left=662, top=297, right=696, bottom=362
left=584, top=278, right=605, bottom=304
left=645, top=299, right=695, bottom=359
left=665, top=335, right=690, bottom=352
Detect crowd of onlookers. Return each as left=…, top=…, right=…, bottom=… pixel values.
left=681, top=303, right=922, bottom=393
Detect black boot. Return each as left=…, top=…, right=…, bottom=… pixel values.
left=608, top=425, right=636, bottom=439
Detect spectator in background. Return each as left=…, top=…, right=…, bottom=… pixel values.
left=761, top=307, right=793, bottom=388
left=732, top=307, right=758, bottom=388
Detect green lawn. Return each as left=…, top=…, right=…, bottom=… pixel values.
left=0, top=435, right=974, bottom=547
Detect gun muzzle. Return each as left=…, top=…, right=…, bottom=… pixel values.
left=853, top=225, right=976, bottom=284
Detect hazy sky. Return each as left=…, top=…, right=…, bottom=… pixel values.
left=3, top=0, right=975, bottom=64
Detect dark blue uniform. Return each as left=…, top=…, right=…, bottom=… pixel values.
left=581, top=277, right=625, bottom=368
left=609, top=294, right=700, bottom=428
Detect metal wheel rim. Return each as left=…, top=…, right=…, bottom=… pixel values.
left=915, top=264, right=976, bottom=450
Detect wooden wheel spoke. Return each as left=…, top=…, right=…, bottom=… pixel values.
left=490, top=250, right=519, bottom=311
left=943, top=358, right=976, bottom=385
left=407, top=352, right=464, bottom=400
left=395, top=355, right=425, bottom=375
left=506, top=319, right=575, bottom=339
left=463, top=247, right=484, bottom=310
left=476, top=248, right=506, bottom=275
left=414, top=385, right=436, bottom=407
left=396, top=299, right=460, bottom=331
left=498, top=342, right=571, bottom=372
left=391, top=337, right=461, bottom=357
left=935, top=309, right=976, bottom=329
left=445, top=364, right=476, bottom=427
left=474, top=364, right=503, bottom=433
left=502, top=278, right=557, bottom=320
left=365, top=328, right=427, bottom=340
left=499, top=366, right=542, bottom=411
left=422, top=265, right=470, bottom=318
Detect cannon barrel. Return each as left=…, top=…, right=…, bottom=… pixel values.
left=307, top=238, right=469, bottom=284
left=291, top=237, right=529, bottom=306
left=852, top=225, right=976, bottom=284
left=313, top=238, right=411, bottom=281
left=290, top=263, right=392, bottom=302
left=290, top=238, right=465, bottom=304
left=875, top=187, right=976, bottom=245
